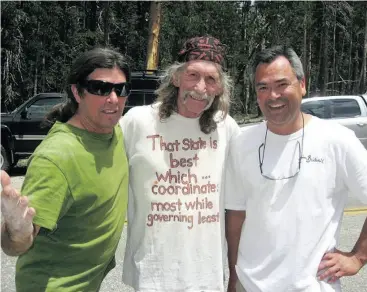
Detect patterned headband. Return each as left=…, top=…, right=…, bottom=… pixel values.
left=178, top=36, right=227, bottom=69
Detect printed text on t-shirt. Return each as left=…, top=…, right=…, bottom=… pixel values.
left=146, top=134, right=220, bottom=229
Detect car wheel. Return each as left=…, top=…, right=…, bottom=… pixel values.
left=1, top=145, right=11, bottom=173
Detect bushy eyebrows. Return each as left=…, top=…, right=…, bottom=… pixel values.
left=185, top=68, right=219, bottom=78
left=274, top=78, right=290, bottom=83
left=256, top=78, right=290, bottom=87
left=184, top=69, right=196, bottom=74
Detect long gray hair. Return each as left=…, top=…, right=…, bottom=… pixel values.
left=155, top=62, right=232, bottom=134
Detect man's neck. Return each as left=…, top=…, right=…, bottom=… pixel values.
left=267, top=113, right=312, bottom=135
left=67, top=115, right=113, bottom=134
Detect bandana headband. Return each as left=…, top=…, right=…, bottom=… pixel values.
left=178, top=36, right=227, bottom=69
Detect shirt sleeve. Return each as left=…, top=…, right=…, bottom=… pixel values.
left=227, top=115, right=241, bottom=140
left=224, top=133, right=247, bottom=211
left=342, top=131, right=367, bottom=204
left=21, top=155, right=71, bottom=231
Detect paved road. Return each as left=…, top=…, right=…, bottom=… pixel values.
left=1, top=172, right=367, bottom=292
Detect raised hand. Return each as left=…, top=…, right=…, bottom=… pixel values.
left=1, top=170, right=35, bottom=242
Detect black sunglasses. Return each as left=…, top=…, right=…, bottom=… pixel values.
left=79, top=80, right=131, bottom=97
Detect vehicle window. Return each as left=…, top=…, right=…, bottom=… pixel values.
left=27, top=98, right=63, bottom=118
left=301, top=100, right=330, bottom=119
left=330, top=99, right=361, bottom=118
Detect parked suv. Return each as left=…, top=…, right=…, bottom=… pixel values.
left=1, top=70, right=163, bottom=172
left=301, top=95, right=367, bottom=148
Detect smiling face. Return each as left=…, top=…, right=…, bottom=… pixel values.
left=72, top=67, right=127, bottom=134
left=255, top=56, right=306, bottom=135
left=174, top=60, right=222, bottom=118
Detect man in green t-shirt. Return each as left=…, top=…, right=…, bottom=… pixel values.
left=1, top=48, right=130, bottom=292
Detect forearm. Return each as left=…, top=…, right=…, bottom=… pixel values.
left=1, top=222, right=34, bottom=256
left=225, top=210, right=246, bottom=278
left=352, top=216, right=367, bottom=266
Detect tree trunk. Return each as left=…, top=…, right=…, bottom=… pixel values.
left=3, top=50, right=10, bottom=107
left=331, top=10, right=336, bottom=94
left=300, top=2, right=312, bottom=96
left=34, top=21, right=40, bottom=96
left=307, top=32, right=312, bottom=97
left=146, top=1, right=162, bottom=71
left=339, top=37, right=345, bottom=94
left=315, top=3, right=323, bottom=94
left=353, top=49, right=360, bottom=94
left=241, top=1, right=247, bottom=115
left=103, top=1, right=110, bottom=46
left=34, top=59, right=38, bottom=96
left=347, top=36, right=353, bottom=93
left=82, top=1, right=86, bottom=30
left=41, top=55, right=46, bottom=92
left=319, top=4, right=329, bottom=96
left=359, top=9, right=367, bottom=93
left=302, top=12, right=307, bottom=77
left=90, top=1, right=97, bottom=32
left=302, top=2, right=312, bottom=98
left=271, top=15, right=278, bottom=44
left=256, top=38, right=266, bottom=117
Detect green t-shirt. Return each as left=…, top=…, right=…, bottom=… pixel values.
left=16, top=122, right=128, bottom=292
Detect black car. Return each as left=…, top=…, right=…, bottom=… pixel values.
left=1, top=70, right=163, bottom=172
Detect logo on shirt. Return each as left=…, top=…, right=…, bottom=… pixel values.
left=302, top=155, right=324, bottom=164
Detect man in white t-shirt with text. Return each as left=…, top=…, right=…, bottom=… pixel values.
left=120, top=36, right=240, bottom=292
left=225, top=45, right=367, bottom=292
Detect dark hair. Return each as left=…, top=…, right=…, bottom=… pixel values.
left=252, top=45, right=304, bottom=85
left=43, top=47, right=131, bottom=127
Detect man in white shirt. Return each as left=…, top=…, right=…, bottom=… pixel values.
left=120, top=36, right=240, bottom=292
left=225, top=45, right=367, bottom=292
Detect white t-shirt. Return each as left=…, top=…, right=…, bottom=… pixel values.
left=225, top=117, right=367, bottom=292
left=120, top=104, right=240, bottom=292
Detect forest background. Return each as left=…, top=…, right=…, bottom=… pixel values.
left=1, top=1, right=367, bottom=121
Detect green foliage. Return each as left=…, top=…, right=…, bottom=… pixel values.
left=1, top=0, right=366, bottom=116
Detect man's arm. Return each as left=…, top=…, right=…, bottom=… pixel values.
left=318, top=217, right=366, bottom=282
left=351, top=217, right=367, bottom=266
left=318, top=133, right=367, bottom=282
left=1, top=170, right=40, bottom=256
left=226, top=209, right=246, bottom=292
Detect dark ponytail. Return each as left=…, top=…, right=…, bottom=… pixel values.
left=42, top=98, right=78, bottom=128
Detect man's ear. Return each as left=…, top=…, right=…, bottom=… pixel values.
left=300, top=77, right=307, bottom=96
left=71, top=85, right=82, bottom=104
left=172, top=73, right=180, bottom=87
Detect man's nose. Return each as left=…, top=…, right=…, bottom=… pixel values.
left=269, top=87, right=281, bottom=99
left=194, top=78, right=207, bottom=93
left=107, top=90, right=119, bottom=103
